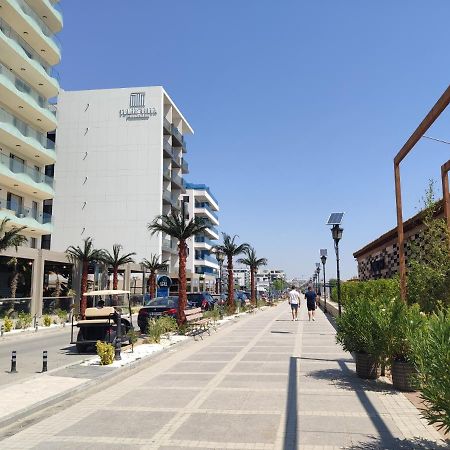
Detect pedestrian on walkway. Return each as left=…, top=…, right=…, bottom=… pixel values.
left=288, top=286, right=301, bottom=321
left=305, top=285, right=317, bottom=321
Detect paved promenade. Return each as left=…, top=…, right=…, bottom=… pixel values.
left=0, top=303, right=445, bottom=449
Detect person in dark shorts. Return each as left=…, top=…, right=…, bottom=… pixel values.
left=305, top=286, right=317, bottom=321
left=288, top=286, right=301, bottom=321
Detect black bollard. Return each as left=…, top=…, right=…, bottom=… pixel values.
left=10, top=350, right=17, bottom=373
left=42, top=350, right=48, bottom=372
left=1, top=324, right=4, bottom=336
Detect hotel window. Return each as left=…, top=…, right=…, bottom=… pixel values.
left=7, top=192, right=23, bottom=215
left=30, top=237, right=37, bottom=249
left=31, top=201, right=38, bottom=220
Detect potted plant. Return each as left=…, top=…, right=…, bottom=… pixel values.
left=388, top=301, right=425, bottom=391
left=336, top=295, right=388, bottom=379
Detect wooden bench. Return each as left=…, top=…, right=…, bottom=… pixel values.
left=184, top=307, right=211, bottom=340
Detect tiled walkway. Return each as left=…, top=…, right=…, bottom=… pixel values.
left=0, top=304, right=446, bottom=449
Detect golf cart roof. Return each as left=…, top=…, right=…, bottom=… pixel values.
left=83, top=289, right=130, bottom=297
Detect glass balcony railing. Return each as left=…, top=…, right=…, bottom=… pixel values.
left=14, top=0, right=62, bottom=50
left=163, top=168, right=171, bottom=180
left=194, top=235, right=216, bottom=246
left=171, top=173, right=183, bottom=187
left=205, top=225, right=219, bottom=236
left=0, top=197, right=53, bottom=224
left=0, top=153, right=54, bottom=189
left=162, top=190, right=172, bottom=203
left=195, top=266, right=218, bottom=275
left=0, top=106, right=55, bottom=151
left=162, top=238, right=176, bottom=252
left=185, top=183, right=219, bottom=205
left=195, top=253, right=218, bottom=265
left=0, top=18, right=59, bottom=81
left=195, top=202, right=219, bottom=221
left=0, top=62, right=50, bottom=110
left=163, top=117, right=172, bottom=133
left=181, top=160, right=189, bottom=173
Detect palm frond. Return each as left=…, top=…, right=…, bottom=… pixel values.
left=237, top=246, right=268, bottom=270
left=148, top=212, right=209, bottom=241
left=142, top=254, right=169, bottom=272
left=66, top=237, right=105, bottom=264
left=102, top=244, right=136, bottom=267
left=214, top=233, right=250, bottom=258
left=0, top=218, right=28, bottom=252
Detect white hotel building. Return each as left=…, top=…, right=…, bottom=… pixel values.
left=0, top=0, right=62, bottom=247
left=52, top=86, right=192, bottom=282
left=183, top=183, right=220, bottom=292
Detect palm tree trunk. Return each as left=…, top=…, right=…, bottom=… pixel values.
left=10, top=272, right=18, bottom=299
left=227, top=255, right=234, bottom=311
left=251, top=269, right=256, bottom=305
left=150, top=271, right=156, bottom=299
left=113, top=267, right=118, bottom=290
left=80, top=261, right=88, bottom=318
left=177, top=240, right=187, bottom=325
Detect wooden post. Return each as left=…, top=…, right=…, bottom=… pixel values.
left=394, top=163, right=407, bottom=302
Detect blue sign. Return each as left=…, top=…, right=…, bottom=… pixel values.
left=157, top=275, right=172, bottom=298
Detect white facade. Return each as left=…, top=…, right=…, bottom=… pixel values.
left=233, top=267, right=250, bottom=289
left=0, top=0, right=62, bottom=247
left=184, top=183, right=220, bottom=292
left=52, top=86, right=192, bottom=275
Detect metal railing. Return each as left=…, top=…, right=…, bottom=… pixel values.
left=0, top=153, right=55, bottom=188
left=171, top=173, right=183, bottom=187
left=195, top=202, right=219, bottom=221
left=15, top=0, right=62, bottom=50
left=0, top=62, right=49, bottom=110
left=194, top=235, right=216, bottom=246
left=0, top=106, right=56, bottom=151
left=185, top=183, right=219, bottom=205
left=42, top=296, right=73, bottom=314
left=205, top=225, right=219, bottom=236
left=195, top=253, right=218, bottom=265
left=0, top=297, right=32, bottom=317
left=0, top=197, right=53, bottom=224
left=0, top=17, right=60, bottom=81
left=181, top=160, right=189, bottom=173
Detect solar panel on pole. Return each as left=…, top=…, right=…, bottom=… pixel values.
left=326, top=212, right=344, bottom=225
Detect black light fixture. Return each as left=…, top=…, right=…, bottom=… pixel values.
left=327, top=213, right=344, bottom=317
left=320, top=249, right=327, bottom=313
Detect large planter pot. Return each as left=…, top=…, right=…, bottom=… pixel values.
left=392, top=360, right=417, bottom=392
left=355, top=352, right=381, bottom=379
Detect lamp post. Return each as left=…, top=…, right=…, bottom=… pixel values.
left=320, top=252, right=327, bottom=313
left=315, top=263, right=321, bottom=296
left=215, top=250, right=225, bottom=295
left=331, top=224, right=343, bottom=316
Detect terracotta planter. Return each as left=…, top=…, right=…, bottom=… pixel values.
left=355, top=352, right=380, bottom=379
left=392, top=360, right=417, bottom=392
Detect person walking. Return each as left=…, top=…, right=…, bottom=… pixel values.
left=288, top=286, right=301, bottom=321
left=305, top=285, right=317, bottom=321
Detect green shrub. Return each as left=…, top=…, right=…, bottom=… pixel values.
left=410, top=309, right=450, bottom=433
left=3, top=317, right=13, bottom=332
left=336, top=295, right=392, bottom=360
left=16, top=312, right=32, bottom=329
left=96, top=341, right=115, bottom=365
left=204, top=308, right=220, bottom=323
left=158, top=316, right=178, bottom=334
left=126, top=328, right=139, bottom=352
left=55, top=309, right=67, bottom=324
left=146, top=319, right=163, bottom=343
left=336, top=278, right=400, bottom=306
left=43, top=315, right=52, bottom=327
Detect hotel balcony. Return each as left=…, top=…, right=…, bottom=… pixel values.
left=0, top=106, right=56, bottom=164
left=163, top=117, right=171, bottom=135
left=194, top=253, right=219, bottom=269
left=194, top=266, right=218, bottom=276
left=204, top=225, right=219, bottom=240
left=163, top=138, right=171, bottom=158
left=0, top=197, right=52, bottom=235
left=162, top=167, right=171, bottom=181
left=181, top=159, right=189, bottom=174
left=195, top=202, right=219, bottom=226
left=162, top=237, right=177, bottom=254
left=0, top=18, right=59, bottom=99
left=0, top=0, right=62, bottom=66
left=0, top=62, right=57, bottom=131
left=162, top=190, right=172, bottom=205
left=194, top=235, right=216, bottom=250
left=0, top=152, right=54, bottom=198
left=26, top=0, right=63, bottom=34
left=171, top=172, right=183, bottom=189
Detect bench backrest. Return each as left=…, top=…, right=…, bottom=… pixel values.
left=184, top=307, right=203, bottom=322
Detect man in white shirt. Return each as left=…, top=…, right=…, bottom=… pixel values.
left=288, top=286, right=301, bottom=321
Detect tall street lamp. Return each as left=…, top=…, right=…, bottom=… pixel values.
left=215, top=250, right=225, bottom=295
left=315, top=263, right=321, bottom=295
left=320, top=249, right=327, bottom=313
left=331, top=224, right=344, bottom=316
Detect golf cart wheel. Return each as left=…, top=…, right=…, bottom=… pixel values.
left=76, top=343, right=87, bottom=353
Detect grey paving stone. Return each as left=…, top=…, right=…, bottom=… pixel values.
left=218, top=373, right=288, bottom=389
left=150, top=372, right=216, bottom=387
left=200, top=389, right=286, bottom=411
left=168, top=361, right=228, bottom=373
left=172, top=412, right=281, bottom=443
left=111, top=388, right=201, bottom=408
left=49, top=365, right=115, bottom=379
left=231, top=361, right=289, bottom=374
left=297, top=393, right=388, bottom=413
left=184, top=352, right=237, bottom=361
left=32, top=442, right=129, bottom=450
left=248, top=346, right=293, bottom=353
left=241, top=352, right=291, bottom=361
left=58, top=410, right=175, bottom=438
left=202, top=346, right=241, bottom=353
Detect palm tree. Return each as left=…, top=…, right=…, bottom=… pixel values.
left=7, top=257, right=30, bottom=299
left=214, top=233, right=249, bottom=310
left=102, top=244, right=136, bottom=290
left=142, top=254, right=168, bottom=299
left=66, top=237, right=104, bottom=318
left=238, top=247, right=268, bottom=305
left=148, top=212, right=209, bottom=324
left=0, top=218, right=27, bottom=252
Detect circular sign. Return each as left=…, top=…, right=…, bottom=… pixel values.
left=157, top=275, right=172, bottom=289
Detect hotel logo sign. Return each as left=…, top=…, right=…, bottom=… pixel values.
left=119, top=92, right=157, bottom=120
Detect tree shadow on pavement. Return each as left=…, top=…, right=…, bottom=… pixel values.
left=347, top=436, right=446, bottom=449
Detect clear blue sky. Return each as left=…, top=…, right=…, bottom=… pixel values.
left=58, top=0, right=450, bottom=280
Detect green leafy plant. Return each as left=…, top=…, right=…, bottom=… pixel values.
left=409, top=309, right=450, bottom=433
left=55, top=309, right=67, bottom=325
left=16, top=312, right=32, bottom=329
left=126, top=329, right=139, bottom=352
left=3, top=317, right=13, bottom=332
left=336, top=295, right=391, bottom=361
left=146, top=318, right=163, bottom=343
left=96, top=340, right=115, bottom=365
left=158, top=316, right=178, bottom=334
left=43, top=315, right=52, bottom=327
left=204, top=308, right=220, bottom=323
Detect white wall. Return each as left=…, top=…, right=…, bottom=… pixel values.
left=52, top=87, right=165, bottom=260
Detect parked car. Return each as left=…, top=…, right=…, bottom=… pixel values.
left=137, top=296, right=179, bottom=333
left=187, top=292, right=215, bottom=310
left=216, top=291, right=248, bottom=307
